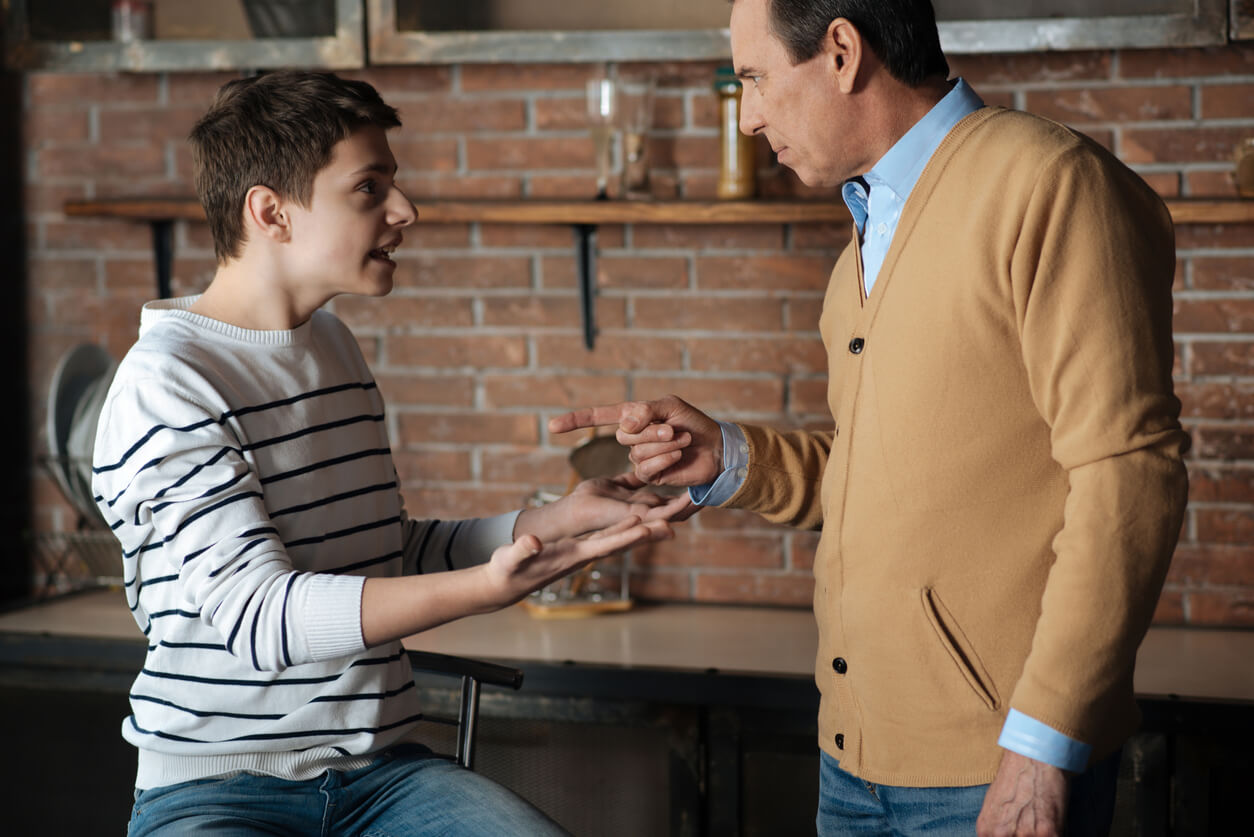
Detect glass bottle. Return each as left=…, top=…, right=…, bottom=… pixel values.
left=714, top=66, right=756, bottom=200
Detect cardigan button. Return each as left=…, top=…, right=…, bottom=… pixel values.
left=835, top=733, right=845, bottom=750
left=848, top=337, right=865, bottom=354
left=832, top=657, right=848, bottom=674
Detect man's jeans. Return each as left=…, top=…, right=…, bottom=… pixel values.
left=817, top=750, right=1121, bottom=836
left=127, top=744, right=569, bottom=836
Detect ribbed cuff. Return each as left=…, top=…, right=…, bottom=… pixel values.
left=302, top=573, right=368, bottom=661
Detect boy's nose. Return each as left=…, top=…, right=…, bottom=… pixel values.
left=389, top=185, right=417, bottom=227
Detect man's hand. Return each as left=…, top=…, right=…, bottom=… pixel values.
left=484, top=516, right=672, bottom=607
left=977, top=750, right=1068, bottom=837
left=548, top=395, right=724, bottom=487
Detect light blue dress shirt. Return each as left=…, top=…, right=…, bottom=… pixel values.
left=690, top=79, right=1091, bottom=774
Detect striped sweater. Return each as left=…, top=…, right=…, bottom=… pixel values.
left=91, top=297, right=518, bottom=790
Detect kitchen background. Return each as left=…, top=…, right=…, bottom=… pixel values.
left=10, top=11, right=1254, bottom=627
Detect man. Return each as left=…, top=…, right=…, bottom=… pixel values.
left=549, top=1, right=1189, bottom=834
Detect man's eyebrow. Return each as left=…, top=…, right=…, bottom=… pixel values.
left=734, top=66, right=760, bottom=79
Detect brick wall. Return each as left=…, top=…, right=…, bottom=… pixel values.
left=20, top=46, right=1254, bottom=624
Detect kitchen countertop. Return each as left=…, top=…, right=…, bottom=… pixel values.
left=1, top=588, right=1252, bottom=706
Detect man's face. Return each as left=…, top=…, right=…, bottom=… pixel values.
left=284, top=124, right=416, bottom=304
left=730, top=0, right=850, bottom=187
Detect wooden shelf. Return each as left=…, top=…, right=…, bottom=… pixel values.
left=63, top=196, right=1254, bottom=226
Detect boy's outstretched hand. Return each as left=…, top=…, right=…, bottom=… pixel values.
left=548, top=395, right=724, bottom=488
left=485, top=515, right=672, bottom=608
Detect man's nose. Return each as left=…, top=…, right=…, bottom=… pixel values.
left=739, top=91, right=764, bottom=136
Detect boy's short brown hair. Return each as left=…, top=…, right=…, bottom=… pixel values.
left=190, top=70, right=401, bottom=263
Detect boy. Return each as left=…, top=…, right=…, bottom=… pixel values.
left=91, top=70, right=689, bottom=836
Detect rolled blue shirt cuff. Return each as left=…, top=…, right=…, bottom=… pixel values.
left=998, top=709, right=1091, bottom=773
left=688, top=421, right=748, bottom=507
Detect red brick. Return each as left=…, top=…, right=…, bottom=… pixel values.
left=481, top=295, right=626, bottom=330
left=1175, top=223, right=1254, bottom=251
left=101, top=259, right=159, bottom=295
left=397, top=98, right=527, bottom=134
left=24, top=182, right=86, bottom=215
left=533, top=97, right=588, bottom=131
left=1191, top=340, right=1254, bottom=377
left=1194, top=509, right=1254, bottom=545
left=43, top=220, right=152, bottom=252
left=696, top=256, right=833, bottom=292
left=398, top=411, right=538, bottom=446
left=689, top=336, right=828, bottom=375
left=636, top=531, right=784, bottom=569
left=1176, top=382, right=1254, bottom=420
left=389, top=138, right=460, bottom=173
left=396, top=223, right=472, bottom=249
left=632, top=376, right=785, bottom=413
left=792, top=222, right=852, bottom=250
left=784, top=297, right=826, bottom=332
left=648, top=135, right=723, bottom=171
left=481, top=448, right=573, bottom=488
left=1201, top=83, right=1254, bottom=120
left=534, top=335, right=684, bottom=371
left=460, top=64, right=598, bottom=92
left=373, top=372, right=475, bottom=408
left=335, top=295, right=474, bottom=329
left=389, top=335, right=528, bottom=369
left=949, top=51, right=1113, bottom=86
left=1184, top=171, right=1240, bottom=198
left=789, top=532, right=820, bottom=571
left=480, top=223, right=577, bottom=249
left=790, top=378, right=830, bottom=415
left=1173, top=298, right=1254, bottom=334
left=1190, top=258, right=1254, bottom=293
left=526, top=174, right=605, bottom=198
left=1140, top=171, right=1181, bottom=198
left=355, top=66, right=454, bottom=96
left=1119, top=45, right=1254, bottom=80
left=22, top=109, right=90, bottom=147
left=27, top=257, right=99, bottom=291
left=401, top=488, right=529, bottom=519
left=1189, top=467, right=1254, bottom=504
left=37, top=146, right=168, bottom=179
left=1185, top=591, right=1254, bottom=627
left=632, top=224, right=785, bottom=251
left=394, top=255, right=531, bottom=289
left=632, top=296, right=783, bottom=332
left=1194, top=426, right=1254, bottom=460
left=598, top=256, right=691, bottom=290
left=616, top=61, right=725, bottom=88
left=392, top=449, right=473, bottom=483
left=466, top=137, right=594, bottom=171
left=99, top=106, right=204, bottom=143
left=165, top=72, right=241, bottom=108
left=1025, top=85, right=1192, bottom=124
left=482, top=373, right=628, bottom=409
left=692, top=507, right=789, bottom=533
left=28, top=73, right=160, bottom=105
left=406, top=175, right=523, bottom=200
left=1122, top=126, right=1251, bottom=165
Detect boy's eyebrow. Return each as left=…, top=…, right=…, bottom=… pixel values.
left=350, top=161, right=398, bottom=176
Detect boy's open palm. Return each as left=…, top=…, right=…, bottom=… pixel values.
left=485, top=516, right=672, bottom=606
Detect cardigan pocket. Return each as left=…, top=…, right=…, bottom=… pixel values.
left=921, top=587, right=1001, bottom=712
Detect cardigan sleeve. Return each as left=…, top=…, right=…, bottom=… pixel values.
left=723, top=423, right=833, bottom=531
left=1005, top=137, right=1189, bottom=746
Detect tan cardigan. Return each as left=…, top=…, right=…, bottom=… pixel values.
left=727, top=107, right=1189, bottom=786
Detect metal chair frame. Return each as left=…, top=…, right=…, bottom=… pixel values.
left=407, top=650, right=523, bottom=770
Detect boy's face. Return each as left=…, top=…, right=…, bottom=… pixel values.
left=283, top=125, right=416, bottom=303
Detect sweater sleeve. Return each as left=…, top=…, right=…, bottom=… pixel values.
left=399, top=508, right=521, bottom=575
left=724, top=423, right=833, bottom=531
left=1006, top=139, right=1189, bottom=745
left=93, top=375, right=367, bottom=671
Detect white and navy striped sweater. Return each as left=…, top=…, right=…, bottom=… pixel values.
left=91, top=297, right=518, bottom=790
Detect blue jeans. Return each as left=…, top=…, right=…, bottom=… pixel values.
left=127, top=744, right=569, bottom=836
left=817, top=750, right=1121, bottom=836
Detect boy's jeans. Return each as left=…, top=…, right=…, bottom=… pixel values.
left=128, top=744, right=568, bottom=836
left=817, top=749, right=1121, bottom=836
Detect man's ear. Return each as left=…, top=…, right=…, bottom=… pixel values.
left=243, top=185, right=291, bottom=243
left=826, top=17, right=863, bottom=94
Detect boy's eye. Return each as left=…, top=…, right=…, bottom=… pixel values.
left=358, top=180, right=378, bottom=195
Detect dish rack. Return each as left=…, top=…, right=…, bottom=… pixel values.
left=28, top=454, right=123, bottom=597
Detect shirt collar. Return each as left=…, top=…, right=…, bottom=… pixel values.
left=842, top=78, right=984, bottom=215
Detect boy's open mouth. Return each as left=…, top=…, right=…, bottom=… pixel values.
left=369, top=244, right=397, bottom=264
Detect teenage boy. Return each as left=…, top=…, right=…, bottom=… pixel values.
left=92, top=70, right=690, bottom=836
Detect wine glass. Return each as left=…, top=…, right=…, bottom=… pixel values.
left=586, top=78, right=617, bottom=199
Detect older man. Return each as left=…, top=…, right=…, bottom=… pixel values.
left=551, top=1, right=1189, bottom=834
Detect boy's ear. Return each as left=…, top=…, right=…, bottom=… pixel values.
left=243, top=185, right=292, bottom=243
